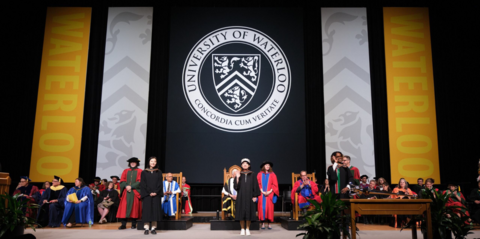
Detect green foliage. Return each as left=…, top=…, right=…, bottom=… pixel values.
left=401, top=189, right=472, bottom=239
left=0, top=193, right=39, bottom=238
left=296, top=192, right=351, bottom=239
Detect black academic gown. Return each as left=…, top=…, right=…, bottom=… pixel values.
left=36, top=186, right=67, bottom=227
left=327, top=165, right=354, bottom=199
left=140, top=169, right=164, bottom=222
left=234, top=171, right=261, bottom=221
left=469, top=188, right=480, bottom=223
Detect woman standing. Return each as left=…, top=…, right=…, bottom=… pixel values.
left=140, top=156, right=163, bottom=235
left=96, top=181, right=119, bottom=223
left=257, top=161, right=279, bottom=230
left=234, top=158, right=261, bottom=236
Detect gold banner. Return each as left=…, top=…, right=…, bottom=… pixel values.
left=384, top=7, right=440, bottom=184
left=30, top=7, right=91, bottom=182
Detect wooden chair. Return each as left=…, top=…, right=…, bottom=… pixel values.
left=221, top=165, right=241, bottom=220
left=162, top=172, right=183, bottom=220
left=292, top=172, right=316, bottom=221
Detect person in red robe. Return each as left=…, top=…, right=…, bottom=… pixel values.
left=343, top=155, right=360, bottom=185
left=291, top=171, right=322, bottom=210
left=443, top=183, right=472, bottom=224
left=117, top=157, right=143, bottom=230
left=111, top=175, right=121, bottom=194
left=13, top=176, right=39, bottom=218
left=257, top=161, right=279, bottom=230
left=181, top=176, right=193, bottom=215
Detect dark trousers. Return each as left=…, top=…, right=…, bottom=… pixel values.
left=120, top=218, right=137, bottom=227
left=68, top=210, right=76, bottom=223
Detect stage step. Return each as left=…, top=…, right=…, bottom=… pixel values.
left=279, top=217, right=305, bottom=230
left=210, top=220, right=260, bottom=230
left=136, top=217, right=193, bottom=230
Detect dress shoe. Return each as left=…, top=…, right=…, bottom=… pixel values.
left=118, top=225, right=126, bottom=230
left=131, top=224, right=137, bottom=229
left=144, top=230, right=149, bottom=235
left=151, top=230, right=157, bottom=235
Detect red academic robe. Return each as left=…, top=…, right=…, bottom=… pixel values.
left=14, top=185, right=39, bottom=218
left=116, top=168, right=142, bottom=219
left=349, top=166, right=360, bottom=183
left=257, top=172, right=279, bottom=222
left=291, top=180, right=322, bottom=207
left=89, top=183, right=105, bottom=192
left=113, top=182, right=121, bottom=193
left=182, top=183, right=193, bottom=214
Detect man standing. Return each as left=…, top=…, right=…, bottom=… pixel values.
left=37, top=176, right=67, bottom=227
left=291, top=171, right=322, bottom=209
left=327, top=151, right=354, bottom=199
left=162, top=173, right=181, bottom=217
left=117, top=157, right=142, bottom=230
left=181, top=176, right=193, bottom=215
left=222, top=169, right=238, bottom=219
left=343, top=156, right=360, bottom=185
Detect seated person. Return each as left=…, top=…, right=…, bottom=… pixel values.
left=37, top=176, right=68, bottom=227
left=412, top=178, right=425, bottom=195
left=181, top=176, right=193, bottom=215
left=444, top=183, right=471, bottom=223
left=390, top=178, right=413, bottom=199
left=38, top=181, right=51, bottom=196
left=96, top=181, right=119, bottom=223
left=110, top=175, right=120, bottom=193
left=89, top=177, right=103, bottom=200
left=161, top=173, right=181, bottom=217
left=318, top=178, right=331, bottom=194
left=359, top=175, right=369, bottom=189
left=469, top=181, right=480, bottom=223
left=360, top=180, right=380, bottom=224
left=291, top=171, right=322, bottom=209
left=419, top=178, right=438, bottom=198
left=222, top=169, right=238, bottom=219
left=13, top=176, right=39, bottom=218
left=62, top=178, right=94, bottom=227
left=377, top=177, right=391, bottom=193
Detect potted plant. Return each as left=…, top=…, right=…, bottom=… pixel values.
left=0, top=193, right=38, bottom=239
left=402, top=189, right=473, bottom=239
left=296, top=192, right=351, bottom=239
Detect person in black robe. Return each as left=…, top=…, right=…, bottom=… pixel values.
left=140, top=156, right=163, bottom=235
left=469, top=181, right=480, bottom=223
left=95, top=181, right=119, bottom=223
left=36, top=175, right=67, bottom=227
left=327, top=151, right=354, bottom=199
left=234, top=158, right=261, bottom=236
left=359, top=180, right=382, bottom=224
left=222, top=168, right=239, bottom=219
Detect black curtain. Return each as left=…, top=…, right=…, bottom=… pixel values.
left=3, top=2, right=479, bottom=207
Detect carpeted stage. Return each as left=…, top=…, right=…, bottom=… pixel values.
left=24, top=212, right=480, bottom=239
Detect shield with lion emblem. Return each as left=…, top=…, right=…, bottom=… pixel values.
left=212, top=54, right=260, bottom=112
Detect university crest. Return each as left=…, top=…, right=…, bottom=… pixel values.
left=213, top=54, right=260, bottom=112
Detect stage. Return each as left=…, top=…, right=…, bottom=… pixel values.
left=25, top=223, right=480, bottom=239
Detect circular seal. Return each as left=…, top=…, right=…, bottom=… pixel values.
left=182, top=26, right=291, bottom=132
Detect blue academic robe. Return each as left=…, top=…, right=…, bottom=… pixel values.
left=161, top=181, right=181, bottom=216
left=62, top=186, right=94, bottom=225
left=37, top=186, right=67, bottom=227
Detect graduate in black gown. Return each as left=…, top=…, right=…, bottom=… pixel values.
left=37, top=175, right=67, bottom=227
left=140, top=156, right=163, bottom=235
left=234, top=158, right=261, bottom=236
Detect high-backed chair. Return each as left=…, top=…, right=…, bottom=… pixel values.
left=291, top=172, right=316, bottom=221
left=221, top=165, right=241, bottom=220
left=162, top=172, right=183, bottom=220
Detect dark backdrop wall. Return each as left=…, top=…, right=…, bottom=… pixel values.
left=3, top=2, right=479, bottom=211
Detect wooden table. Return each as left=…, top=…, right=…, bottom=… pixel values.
left=341, top=199, right=433, bottom=239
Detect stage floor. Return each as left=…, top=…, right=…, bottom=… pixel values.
left=25, top=223, right=480, bottom=239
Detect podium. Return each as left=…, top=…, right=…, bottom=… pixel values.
left=0, top=172, right=11, bottom=195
